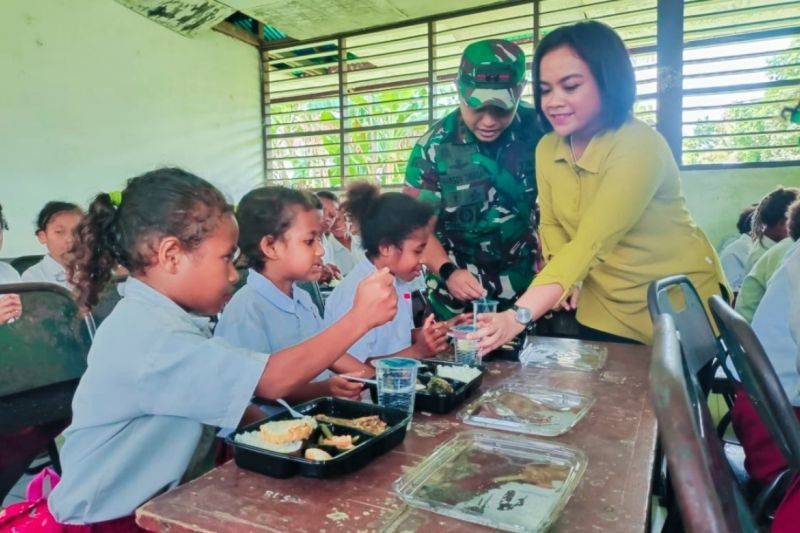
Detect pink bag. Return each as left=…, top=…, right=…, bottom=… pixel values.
left=0, top=468, right=63, bottom=532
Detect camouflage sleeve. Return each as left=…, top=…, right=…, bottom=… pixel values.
left=403, top=137, right=442, bottom=215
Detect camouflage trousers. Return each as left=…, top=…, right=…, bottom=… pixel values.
left=425, top=256, right=535, bottom=319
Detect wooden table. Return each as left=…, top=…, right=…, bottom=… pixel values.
left=137, top=341, right=655, bottom=532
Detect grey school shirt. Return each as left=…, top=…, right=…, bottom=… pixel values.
left=48, top=277, right=269, bottom=523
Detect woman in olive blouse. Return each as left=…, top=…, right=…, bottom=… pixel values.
left=476, top=21, right=728, bottom=348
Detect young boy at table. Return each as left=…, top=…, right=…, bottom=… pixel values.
left=0, top=168, right=397, bottom=530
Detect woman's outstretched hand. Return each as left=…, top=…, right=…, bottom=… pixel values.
left=472, top=309, right=525, bottom=355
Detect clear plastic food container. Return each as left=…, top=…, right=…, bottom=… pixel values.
left=458, top=383, right=594, bottom=437
left=519, top=337, right=607, bottom=372
left=394, top=430, right=587, bottom=532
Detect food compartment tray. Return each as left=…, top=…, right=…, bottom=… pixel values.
left=227, top=397, right=409, bottom=478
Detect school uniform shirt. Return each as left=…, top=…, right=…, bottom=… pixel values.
left=748, top=244, right=800, bottom=406
left=735, top=238, right=796, bottom=322
left=746, top=236, right=776, bottom=271
left=21, top=254, right=71, bottom=290
left=324, top=257, right=414, bottom=362
left=0, top=261, right=20, bottom=284
left=789, top=251, right=800, bottom=377
left=533, top=118, right=728, bottom=344
left=48, top=277, right=268, bottom=524
left=719, top=233, right=755, bottom=291
left=322, top=234, right=357, bottom=277
left=215, top=269, right=328, bottom=379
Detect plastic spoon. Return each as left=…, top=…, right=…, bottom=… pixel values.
left=276, top=398, right=305, bottom=419
left=340, top=375, right=378, bottom=386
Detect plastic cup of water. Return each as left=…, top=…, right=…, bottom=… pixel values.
left=450, top=324, right=479, bottom=366
left=375, top=358, right=418, bottom=428
left=472, top=298, right=498, bottom=326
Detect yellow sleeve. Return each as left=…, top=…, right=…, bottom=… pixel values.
left=535, top=146, right=570, bottom=262
left=532, top=135, right=667, bottom=295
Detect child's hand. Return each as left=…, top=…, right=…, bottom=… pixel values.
left=416, top=313, right=449, bottom=357
left=353, top=267, right=397, bottom=328
left=319, top=264, right=342, bottom=284
left=0, top=294, right=22, bottom=324
left=327, top=264, right=342, bottom=280
left=445, top=313, right=472, bottom=328
left=327, top=374, right=364, bottom=400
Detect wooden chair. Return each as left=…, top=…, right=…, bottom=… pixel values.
left=709, top=295, right=800, bottom=520
left=0, top=283, right=92, bottom=501
left=650, top=313, right=757, bottom=532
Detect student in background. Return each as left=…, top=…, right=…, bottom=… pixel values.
left=731, top=236, right=800, bottom=490
left=0, top=203, right=22, bottom=324
left=22, top=168, right=397, bottom=528
left=772, top=239, right=800, bottom=532
left=719, top=205, right=756, bottom=291
left=746, top=187, right=800, bottom=270
left=736, top=198, right=800, bottom=322
left=215, top=186, right=370, bottom=409
left=22, top=201, right=83, bottom=290
left=315, top=191, right=343, bottom=282
left=325, top=182, right=449, bottom=363
left=317, top=191, right=358, bottom=277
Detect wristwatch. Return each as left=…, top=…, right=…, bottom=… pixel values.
left=512, top=304, right=533, bottom=326
left=438, top=262, right=458, bottom=282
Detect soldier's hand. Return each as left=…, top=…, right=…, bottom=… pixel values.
left=446, top=269, right=486, bottom=301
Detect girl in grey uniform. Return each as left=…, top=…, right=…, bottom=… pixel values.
left=31, top=168, right=397, bottom=529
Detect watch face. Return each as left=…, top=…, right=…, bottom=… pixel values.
left=515, top=306, right=532, bottom=324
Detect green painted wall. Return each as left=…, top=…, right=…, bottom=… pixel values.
left=682, top=166, right=800, bottom=249
left=0, top=0, right=263, bottom=257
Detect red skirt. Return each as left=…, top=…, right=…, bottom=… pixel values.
left=730, top=385, right=800, bottom=485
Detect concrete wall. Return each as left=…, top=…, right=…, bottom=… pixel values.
left=0, top=0, right=263, bottom=257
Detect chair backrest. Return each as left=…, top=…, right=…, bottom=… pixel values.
left=0, top=282, right=93, bottom=500
left=9, top=254, right=44, bottom=275
left=297, top=280, right=325, bottom=317
left=709, top=295, right=800, bottom=472
left=648, top=275, right=722, bottom=393
left=650, top=314, right=757, bottom=532
left=90, top=278, right=125, bottom=328
left=0, top=283, right=92, bottom=400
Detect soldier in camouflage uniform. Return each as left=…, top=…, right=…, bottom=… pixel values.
left=404, top=39, right=543, bottom=319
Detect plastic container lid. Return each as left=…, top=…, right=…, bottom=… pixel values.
left=394, top=429, right=587, bottom=532
left=458, top=383, right=594, bottom=437
left=519, top=337, right=607, bottom=372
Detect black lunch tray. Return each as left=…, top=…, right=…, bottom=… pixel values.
left=369, top=359, right=485, bottom=414
left=226, top=397, right=409, bottom=479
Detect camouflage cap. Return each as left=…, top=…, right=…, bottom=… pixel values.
left=457, top=39, right=526, bottom=111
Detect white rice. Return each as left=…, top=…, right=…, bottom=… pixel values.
left=436, top=364, right=481, bottom=383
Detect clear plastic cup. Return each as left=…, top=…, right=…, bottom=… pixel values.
left=472, top=298, right=498, bottom=326
left=375, top=358, right=418, bottom=427
left=450, top=324, right=479, bottom=366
